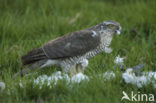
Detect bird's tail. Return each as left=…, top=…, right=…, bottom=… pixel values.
left=12, top=59, right=47, bottom=79
left=21, top=48, right=47, bottom=66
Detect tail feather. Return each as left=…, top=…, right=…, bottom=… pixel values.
left=22, top=48, right=47, bottom=65
left=12, top=59, right=47, bottom=79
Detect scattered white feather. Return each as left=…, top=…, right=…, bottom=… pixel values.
left=103, top=71, right=115, bottom=80
left=114, top=55, right=125, bottom=65
left=122, top=68, right=156, bottom=88
left=33, top=69, right=156, bottom=89
left=19, top=60, right=156, bottom=89
left=0, top=82, right=5, bottom=91
left=71, top=73, right=89, bottom=83
left=148, top=71, right=156, bottom=79
left=33, top=71, right=116, bottom=89
left=34, top=71, right=66, bottom=88
left=34, top=71, right=89, bottom=88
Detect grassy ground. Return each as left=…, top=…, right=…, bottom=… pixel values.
left=0, top=0, right=156, bottom=102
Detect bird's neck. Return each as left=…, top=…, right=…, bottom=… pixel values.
left=100, top=32, right=113, bottom=47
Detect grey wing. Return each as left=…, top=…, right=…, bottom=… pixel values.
left=42, top=30, right=100, bottom=59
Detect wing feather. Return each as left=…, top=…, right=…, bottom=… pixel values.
left=42, top=30, right=100, bottom=59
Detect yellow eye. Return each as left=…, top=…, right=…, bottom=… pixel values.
left=109, top=24, right=115, bottom=28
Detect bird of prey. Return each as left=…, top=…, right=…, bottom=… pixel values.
left=14, top=20, right=122, bottom=77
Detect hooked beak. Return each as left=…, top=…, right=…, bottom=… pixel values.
left=116, top=26, right=122, bottom=35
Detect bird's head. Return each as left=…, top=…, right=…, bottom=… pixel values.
left=90, top=20, right=122, bottom=36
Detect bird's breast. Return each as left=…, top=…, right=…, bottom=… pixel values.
left=86, top=35, right=113, bottom=59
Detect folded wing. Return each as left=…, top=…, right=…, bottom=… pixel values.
left=43, top=30, right=100, bottom=59
left=22, top=30, right=100, bottom=65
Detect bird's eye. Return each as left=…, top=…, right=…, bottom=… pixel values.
left=109, top=24, right=115, bottom=28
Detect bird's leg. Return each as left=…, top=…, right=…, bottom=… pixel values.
left=76, top=59, right=88, bottom=74
left=60, top=63, right=76, bottom=77
left=70, top=65, right=77, bottom=77
left=76, top=64, right=85, bottom=73
left=69, top=64, right=84, bottom=77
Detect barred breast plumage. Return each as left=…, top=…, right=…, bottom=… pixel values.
left=60, top=32, right=113, bottom=72
left=86, top=33, right=112, bottom=59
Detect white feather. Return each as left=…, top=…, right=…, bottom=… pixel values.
left=41, top=59, right=58, bottom=68
left=91, top=30, right=97, bottom=37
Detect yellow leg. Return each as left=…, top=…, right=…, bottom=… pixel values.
left=76, top=64, right=85, bottom=73
left=70, top=66, right=77, bottom=77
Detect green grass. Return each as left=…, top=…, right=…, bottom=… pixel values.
left=0, top=0, right=156, bottom=102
